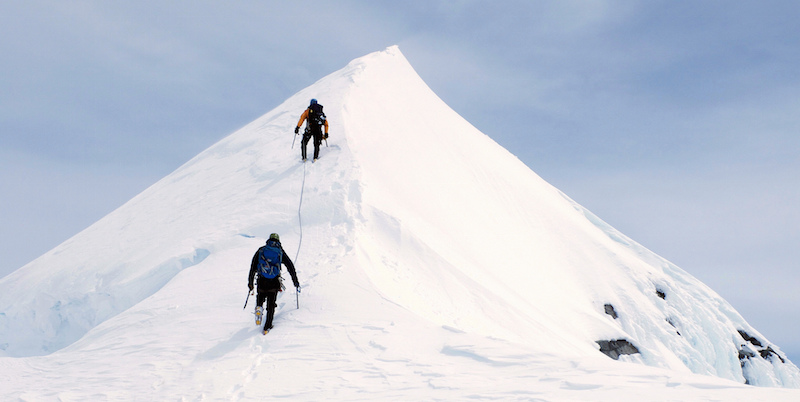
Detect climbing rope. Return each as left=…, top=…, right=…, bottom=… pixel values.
left=294, top=162, right=307, bottom=264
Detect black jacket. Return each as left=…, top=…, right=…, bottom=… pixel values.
left=248, top=242, right=299, bottom=290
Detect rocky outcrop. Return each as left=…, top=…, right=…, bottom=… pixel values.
left=738, top=330, right=786, bottom=364
left=596, top=339, right=640, bottom=360
left=604, top=303, right=618, bottom=319
left=737, top=329, right=790, bottom=385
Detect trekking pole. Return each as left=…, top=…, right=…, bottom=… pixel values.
left=243, top=290, right=252, bottom=310
left=296, top=290, right=299, bottom=309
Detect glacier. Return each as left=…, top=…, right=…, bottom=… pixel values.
left=1, top=46, right=799, bottom=400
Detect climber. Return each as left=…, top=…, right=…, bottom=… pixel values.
left=247, top=233, right=300, bottom=334
left=294, top=98, right=329, bottom=162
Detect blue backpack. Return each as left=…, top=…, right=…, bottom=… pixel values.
left=258, top=240, right=283, bottom=279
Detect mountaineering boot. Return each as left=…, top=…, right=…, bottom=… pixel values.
left=262, top=325, right=272, bottom=335
left=255, top=306, right=263, bottom=326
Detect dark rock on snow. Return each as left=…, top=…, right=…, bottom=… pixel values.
left=596, top=339, right=640, bottom=360
left=604, top=303, right=618, bottom=319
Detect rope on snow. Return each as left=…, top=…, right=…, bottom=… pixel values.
left=294, top=161, right=307, bottom=264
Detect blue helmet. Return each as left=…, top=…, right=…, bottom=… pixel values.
left=310, top=98, right=318, bottom=105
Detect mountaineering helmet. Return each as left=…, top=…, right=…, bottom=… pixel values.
left=310, top=98, right=317, bottom=105
left=269, top=233, right=280, bottom=242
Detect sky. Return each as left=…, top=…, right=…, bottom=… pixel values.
left=1, top=1, right=798, bottom=362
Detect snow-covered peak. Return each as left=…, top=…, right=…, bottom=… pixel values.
left=342, top=47, right=800, bottom=387
left=1, top=46, right=799, bottom=399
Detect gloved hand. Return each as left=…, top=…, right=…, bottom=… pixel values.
left=248, top=283, right=254, bottom=291
left=323, top=133, right=328, bottom=139
left=295, top=284, right=301, bottom=293
left=294, top=126, right=300, bottom=134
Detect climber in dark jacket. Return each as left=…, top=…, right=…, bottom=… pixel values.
left=248, top=233, right=300, bottom=334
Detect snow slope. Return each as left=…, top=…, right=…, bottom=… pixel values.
left=1, top=46, right=799, bottom=400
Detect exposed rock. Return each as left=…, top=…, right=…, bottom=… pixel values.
left=759, top=346, right=786, bottom=363
left=736, top=329, right=788, bottom=384
left=656, top=288, right=666, bottom=300
left=666, top=318, right=681, bottom=336
left=596, top=339, right=640, bottom=360
left=738, top=330, right=763, bottom=347
left=604, top=303, right=618, bottom=319
left=738, top=347, right=756, bottom=363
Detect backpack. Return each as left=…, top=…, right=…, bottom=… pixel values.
left=257, top=240, right=283, bottom=279
left=307, top=103, right=326, bottom=127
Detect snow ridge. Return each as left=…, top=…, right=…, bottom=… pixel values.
left=1, top=46, right=799, bottom=399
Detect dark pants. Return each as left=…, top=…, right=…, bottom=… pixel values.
left=301, top=127, right=323, bottom=160
left=256, top=277, right=281, bottom=330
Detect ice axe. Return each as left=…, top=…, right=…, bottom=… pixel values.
left=243, top=290, right=253, bottom=310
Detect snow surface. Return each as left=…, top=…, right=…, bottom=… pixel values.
left=1, top=46, right=799, bottom=400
